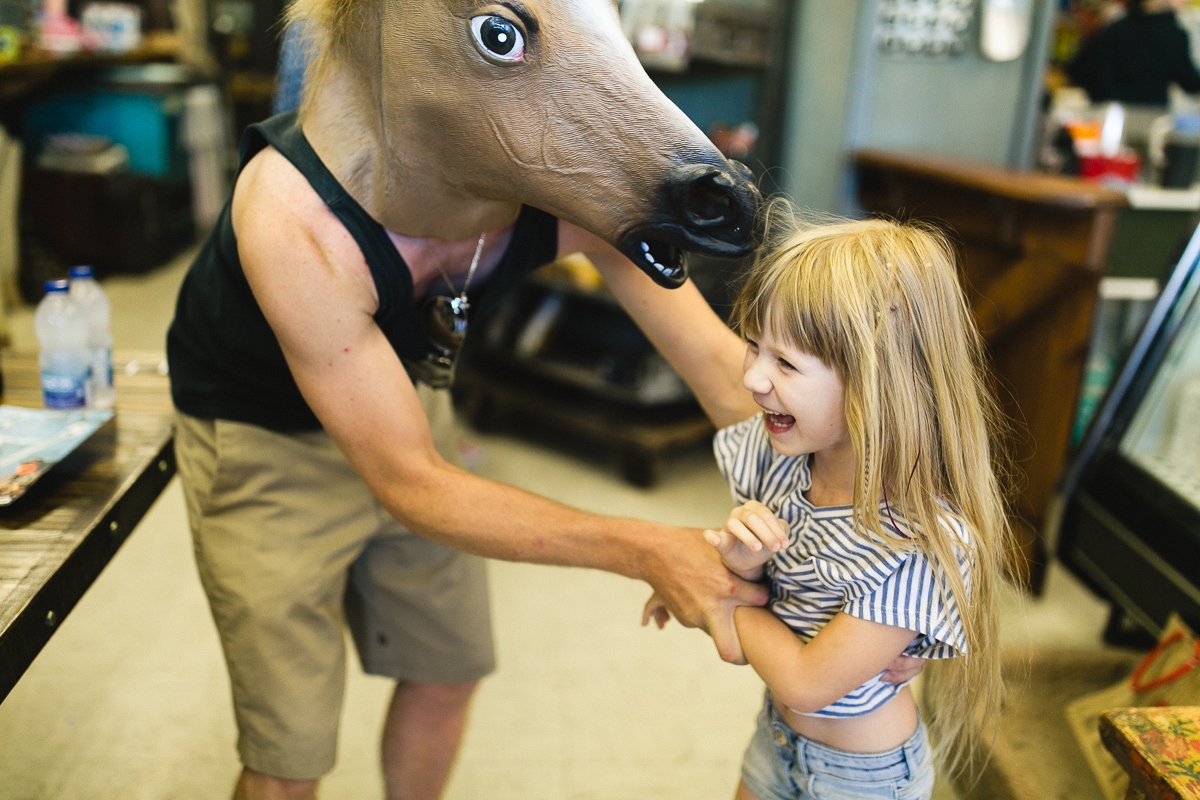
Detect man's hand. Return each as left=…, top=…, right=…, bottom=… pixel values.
left=640, top=529, right=768, bottom=664
left=706, top=500, right=788, bottom=580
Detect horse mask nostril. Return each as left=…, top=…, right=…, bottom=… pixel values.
left=684, top=172, right=739, bottom=228
left=624, top=163, right=760, bottom=284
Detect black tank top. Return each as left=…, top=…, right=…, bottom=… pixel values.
left=167, top=112, right=558, bottom=432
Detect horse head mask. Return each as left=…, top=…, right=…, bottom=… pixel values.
left=294, top=0, right=762, bottom=288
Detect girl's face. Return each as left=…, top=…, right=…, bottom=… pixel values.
left=742, top=326, right=851, bottom=460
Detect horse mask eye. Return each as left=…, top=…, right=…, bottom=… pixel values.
left=470, top=15, right=525, bottom=61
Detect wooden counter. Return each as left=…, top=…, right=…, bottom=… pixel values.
left=855, top=149, right=1128, bottom=591
left=0, top=351, right=175, bottom=701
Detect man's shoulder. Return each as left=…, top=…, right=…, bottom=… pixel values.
left=234, top=146, right=325, bottom=228
left=233, top=146, right=365, bottom=268
left=230, top=146, right=377, bottom=313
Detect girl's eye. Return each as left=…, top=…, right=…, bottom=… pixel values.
left=470, top=15, right=526, bottom=61
left=778, top=359, right=795, bottom=371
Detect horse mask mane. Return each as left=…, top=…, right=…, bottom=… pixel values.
left=289, top=0, right=762, bottom=288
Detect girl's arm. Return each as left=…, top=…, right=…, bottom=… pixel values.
left=735, top=609, right=919, bottom=714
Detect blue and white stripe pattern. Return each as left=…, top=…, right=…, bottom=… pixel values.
left=714, top=414, right=971, bottom=718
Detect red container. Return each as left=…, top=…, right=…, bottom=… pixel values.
left=1078, top=152, right=1142, bottom=183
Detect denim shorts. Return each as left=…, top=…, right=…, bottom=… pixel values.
left=740, top=694, right=935, bottom=800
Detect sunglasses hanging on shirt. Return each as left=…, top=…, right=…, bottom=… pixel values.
left=410, top=232, right=486, bottom=390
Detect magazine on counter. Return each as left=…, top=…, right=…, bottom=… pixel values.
left=0, top=405, right=115, bottom=505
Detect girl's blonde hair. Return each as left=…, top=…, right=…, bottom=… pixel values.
left=731, top=205, right=1014, bottom=780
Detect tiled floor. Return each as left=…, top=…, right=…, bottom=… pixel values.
left=0, top=249, right=1112, bottom=799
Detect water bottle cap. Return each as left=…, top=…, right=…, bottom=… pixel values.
left=68, top=266, right=94, bottom=279
left=43, top=279, right=69, bottom=293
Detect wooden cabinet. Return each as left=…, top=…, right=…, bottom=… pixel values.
left=855, top=149, right=1128, bottom=591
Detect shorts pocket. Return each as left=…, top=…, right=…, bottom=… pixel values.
left=894, top=757, right=934, bottom=800
left=174, top=413, right=221, bottom=520
left=203, top=418, right=249, bottom=516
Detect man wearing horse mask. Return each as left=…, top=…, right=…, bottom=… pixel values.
left=167, top=2, right=923, bottom=798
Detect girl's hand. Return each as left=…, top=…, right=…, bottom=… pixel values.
left=641, top=591, right=672, bottom=629
left=706, top=500, right=789, bottom=578
left=882, top=654, right=925, bottom=685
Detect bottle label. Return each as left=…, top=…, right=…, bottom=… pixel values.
left=42, top=371, right=88, bottom=409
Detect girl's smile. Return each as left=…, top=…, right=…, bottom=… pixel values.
left=742, top=327, right=852, bottom=464
left=763, top=411, right=796, bottom=434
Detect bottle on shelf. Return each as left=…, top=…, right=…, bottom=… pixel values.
left=68, top=265, right=115, bottom=408
left=35, top=279, right=90, bottom=410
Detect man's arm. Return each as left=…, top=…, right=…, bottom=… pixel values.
left=231, top=149, right=766, bottom=662
left=558, top=221, right=759, bottom=430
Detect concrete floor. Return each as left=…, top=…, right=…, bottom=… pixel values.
left=0, top=248, right=1112, bottom=799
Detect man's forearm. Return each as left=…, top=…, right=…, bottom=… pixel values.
left=370, top=457, right=766, bottom=664
left=382, top=460, right=669, bottom=578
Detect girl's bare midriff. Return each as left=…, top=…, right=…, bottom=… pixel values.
left=777, top=686, right=919, bottom=753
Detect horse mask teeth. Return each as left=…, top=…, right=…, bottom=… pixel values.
left=625, top=239, right=685, bottom=288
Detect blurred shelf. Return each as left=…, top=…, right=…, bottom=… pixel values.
left=642, top=58, right=768, bottom=80
left=0, top=32, right=179, bottom=97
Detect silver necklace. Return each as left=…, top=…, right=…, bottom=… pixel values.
left=415, top=232, right=486, bottom=389
left=435, top=231, right=486, bottom=316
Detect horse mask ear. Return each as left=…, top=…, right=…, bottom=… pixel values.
left=356, top=0, right=763, bottom=286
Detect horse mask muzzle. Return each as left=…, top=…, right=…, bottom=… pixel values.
left=620, top=160, right=762, bottom=288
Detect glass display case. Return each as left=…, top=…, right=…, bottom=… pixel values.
left=1059, top=221, right=1200, bottom=640
left=1120, top=280, right=1200, bottom=509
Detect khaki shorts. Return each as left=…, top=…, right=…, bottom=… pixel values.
left=174, top=386, right=494, bottom=780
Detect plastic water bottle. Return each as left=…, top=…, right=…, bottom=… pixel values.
left=68, top=265, right=115, bottom=408
left=35, top=279, right=90, bottom=409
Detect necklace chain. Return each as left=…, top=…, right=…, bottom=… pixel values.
left=435, top=233, right=486, bottom=301
left=413, top=232, right=487, bottom=390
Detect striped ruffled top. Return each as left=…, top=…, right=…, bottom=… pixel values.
left=714, top=414, right=971, bottom=718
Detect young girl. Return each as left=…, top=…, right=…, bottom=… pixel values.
left=645, top=214, right=1011, bottom=800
